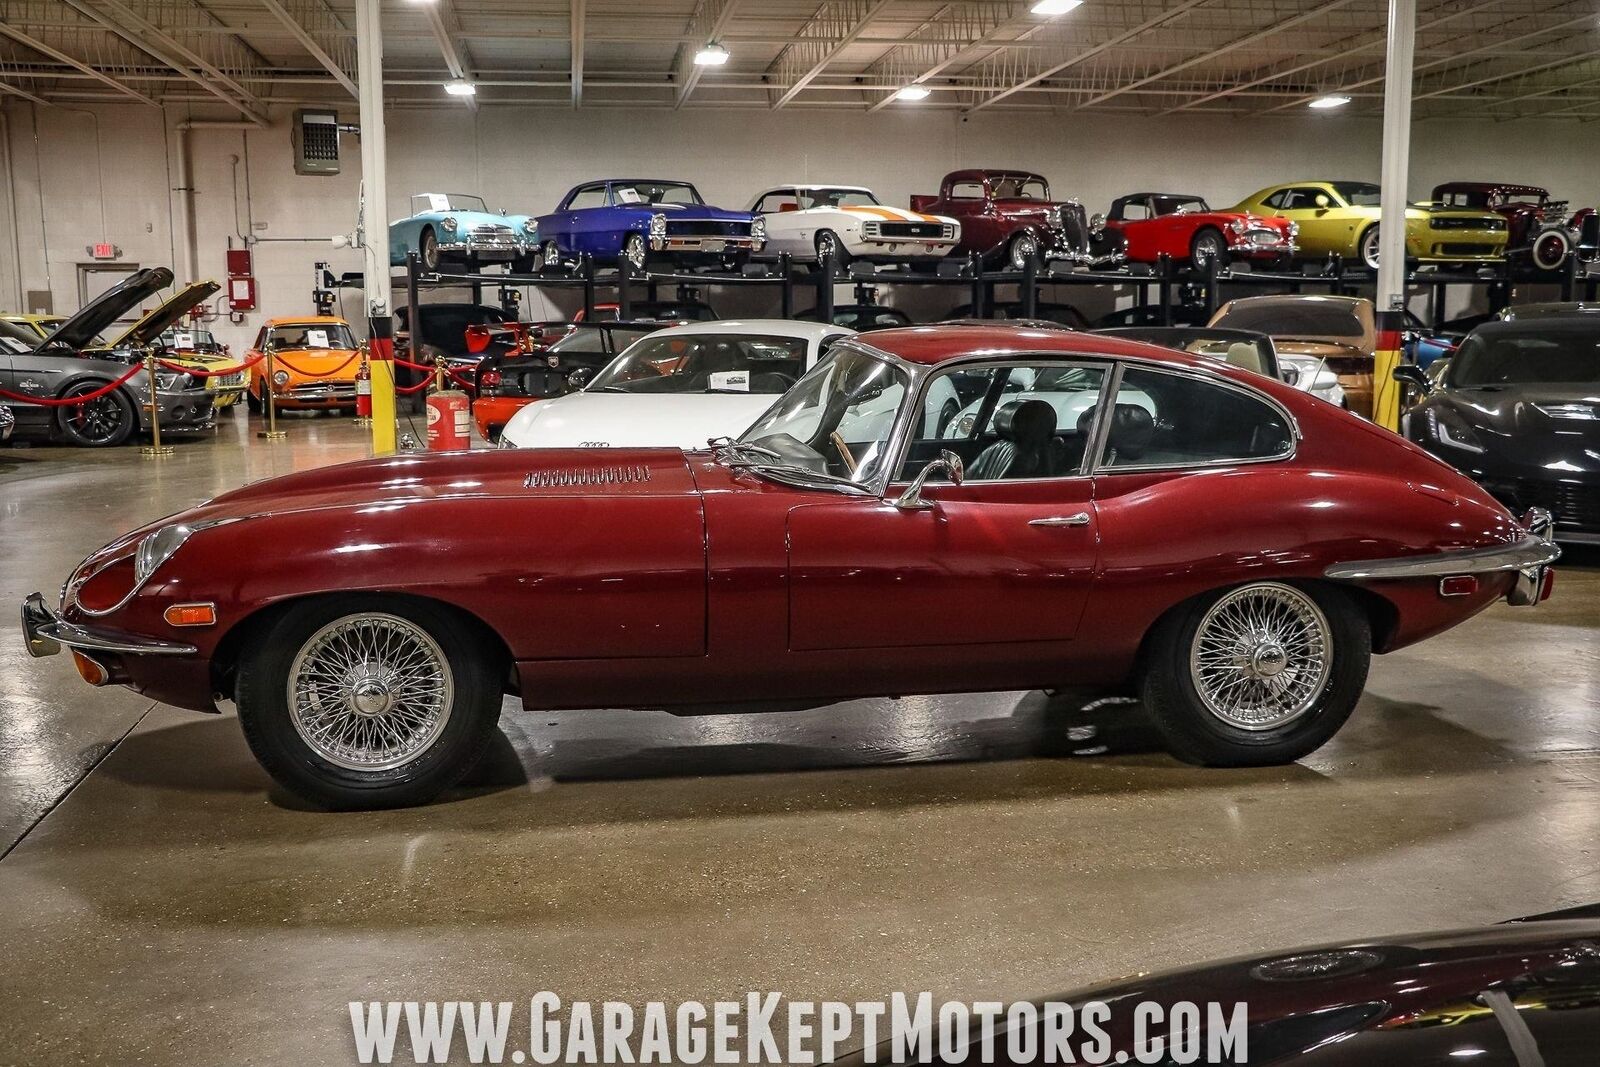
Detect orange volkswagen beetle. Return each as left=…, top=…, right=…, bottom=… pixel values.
left=245, top=316, right=362, bottom=413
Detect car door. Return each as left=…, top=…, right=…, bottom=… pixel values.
left=786, top=360, right=1110, bottom=653
left=1272, top=186, right=1345, bottom=253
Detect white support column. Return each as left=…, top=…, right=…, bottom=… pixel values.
left=356, top=0, right=396, bottom=455
left=1373, top=0, right=1415, bottom=432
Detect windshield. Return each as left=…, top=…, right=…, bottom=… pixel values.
left=590, top=333, right=808, bottom=395
left=739, top=349, right=909, bottom=486
left=799, top=188, right=879, bottom=209
left=1214, top=301, right=1364, bottom=339
left=612, top=181, right=702, bottom=206
left=1153, top=195, right=1209, bottom=215
left=1330, top=182, right=1381, bottom=207
left=1449, top=324, right=1600, bottom=387
left=162, top=328, right=217, bottom=348
left=413, top=194, right=487, bottom=213
left=267, top=323, right=356, bottom=350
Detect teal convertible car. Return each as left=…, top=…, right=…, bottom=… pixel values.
left=388, top=192, right=539, bottom=272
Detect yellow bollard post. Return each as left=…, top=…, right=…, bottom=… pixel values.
left=138, top=350, right=174, bottom=458
left=368, top=322, right=397, bottom=456
left=257, top=347, right=287, bottom=441
left=1372, top=318, right=1404, bottom=433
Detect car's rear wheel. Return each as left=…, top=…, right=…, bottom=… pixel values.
left=236, top=596, right=503, bottom=809
left=55, top=382, right=136, bottom=447
left=1359, top=225, right=1382, bottom=272
left=419, top=227, right=441, bottom=272
left=1140, top=581, right=1369, bottom=767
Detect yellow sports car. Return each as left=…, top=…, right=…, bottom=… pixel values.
left=1229, top=181, right=1508, bottom=271
left=3, top=282, right=244, bottom=408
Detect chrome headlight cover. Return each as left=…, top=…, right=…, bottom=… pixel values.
left=649, top=213, right=668, bottom=239
left=441, top=216, right=459, bottom=234
left=135, top=524, right=198, bottom=584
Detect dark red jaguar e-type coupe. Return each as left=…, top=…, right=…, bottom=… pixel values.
left=23, top=326, right=1558, bottom=809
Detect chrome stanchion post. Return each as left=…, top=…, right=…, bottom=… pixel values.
left=139, top=350, right=173, bottom=458
left=258, top=345, right=287, bottom=441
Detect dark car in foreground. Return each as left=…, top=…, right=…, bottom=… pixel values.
left=0, top=267, right=216, bottom=447
left=1398, top=308, right=1600, bottom=544
left=831, top=905, right=1600, bottom=1065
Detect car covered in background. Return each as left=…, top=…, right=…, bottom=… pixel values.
left=795, top=303, right=913, bottom=332
left=1431, top=181, right=1587, bottom=272
left=1231, top=180, right=1508, bottom=271
left=1208, top=294, right=1379, bottom=415
left=1103, top=191, right=1297, bottom=268
left=1397, top=307, right=1600, bottom=544
left=535, top=179, right=765, bottom=271
left=911, top=169, right=1126, bottom=271
left=389, top=193, right=538, bottom=273
left=749, top=184, right=959, bottom=267
left=244, top=316, right=363, bottom=413
left=20, top=323, right=1558, bottom=808
left=0, top=267, right=216, bottom=447
left=471, top=320, right=674, bottom=441
left=499, top=320, right=852, bottom=450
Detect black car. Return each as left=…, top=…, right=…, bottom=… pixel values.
left=579, top=300, right=718, bottom=323
left=1093, top=302, right=1212, bottom=328
left=394, top=302, right=519, bottom=401
left=1398, top=309, right=1600, bottom=543
left=476, top=321, right=672, bottom=401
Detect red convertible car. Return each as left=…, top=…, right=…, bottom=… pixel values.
left=1103, top=192, right=1298, bottom=268
left=23, top=326, right=1558, bottom=809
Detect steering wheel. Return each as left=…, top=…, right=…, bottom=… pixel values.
left=830, top=431, right=858, bottom=475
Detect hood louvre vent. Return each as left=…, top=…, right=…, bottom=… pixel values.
left=524, top=465, right=652, bottom=489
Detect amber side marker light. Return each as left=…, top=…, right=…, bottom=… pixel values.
left=72, top=650, right=109, bottom=686
left=164, top=603, right=218, bottom=627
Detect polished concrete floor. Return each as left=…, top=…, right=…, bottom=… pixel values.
left=1, top=412, right=1597, bottom=1065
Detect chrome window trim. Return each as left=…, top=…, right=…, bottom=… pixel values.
left=1088, top=362, right=1300, bottom=476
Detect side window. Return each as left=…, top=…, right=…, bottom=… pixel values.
left=1120, top=200, right=1151, bottom=221
left=949, top=181, right=986, bottom=200
left=756, top=193, right=798, bottom=213
left=1261, top=190, right=1288, bottom=210
left=566, top=186, right=607, bottom=210
left=897, top=363, right=1108, bottom=482
left=1097, top=368, right=1292, bottom=470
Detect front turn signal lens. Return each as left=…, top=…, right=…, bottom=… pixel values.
left=164, top=603, right=217, bottom=627
left=72, top=650, right=109, bottom=686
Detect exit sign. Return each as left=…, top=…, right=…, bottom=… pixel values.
left=88, top=242, right=120, bottom=260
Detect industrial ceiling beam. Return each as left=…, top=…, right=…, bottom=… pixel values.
left=422, top=0, right=477, bottom=111
left=570, top=0, right=584, bottom=107
left=862, top=1, right=1034, bottom=112
left=257, top=0, right=356, bottom=98
left=0, top=17, right=158, bottom=106
left=58, top=0, right=267, bottom=124
left=673, top=0, right=740, bottom=109
left=768, top=0, right=894, bottom=109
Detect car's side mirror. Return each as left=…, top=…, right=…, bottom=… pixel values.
left=894, top=450, right=964, bottom=510
left=1314, top=194, right=1331, bottom=209
left=567, top=367, right=594, bottom=390
left=1392, top=364, right=1431, bottom=393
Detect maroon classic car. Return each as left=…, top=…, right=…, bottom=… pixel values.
left=24, top=325, right=1557, bottom=809
left=1104, top=192, right=1298, bottom=268
left=911, top=170, right=1125, bottom=271
left=1431, top=182, right=1589, bottom=271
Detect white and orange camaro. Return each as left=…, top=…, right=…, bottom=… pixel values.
left=749, top=184, right=960, bottom=266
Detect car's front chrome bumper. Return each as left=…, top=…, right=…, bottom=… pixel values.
left=21, top=592, right=197, bottom=659
left=1323, top=508, right=1559, bottom=606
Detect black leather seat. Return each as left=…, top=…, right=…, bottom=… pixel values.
left=1078, top=403, right=1157, bottom=465
left=970, top=399, right=1058, bottom=480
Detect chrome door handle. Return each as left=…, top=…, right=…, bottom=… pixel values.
left=1028, top=513, right=1091, bottom=528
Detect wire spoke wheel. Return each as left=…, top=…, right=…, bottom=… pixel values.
left=288, top=612, right=455, bottom=771
left=1188, top=583, right=1332, bottom=732
left=1009, top=233, right=1038, bottom=271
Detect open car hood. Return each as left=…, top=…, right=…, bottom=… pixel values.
left=33, top=267, right=174, bottom=352
left=102, top=280, right=221, bottom=350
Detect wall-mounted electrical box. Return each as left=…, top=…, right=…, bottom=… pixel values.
left=227, top=248, right=257, bottom=312
left=292, top=109, right=341, bottom=176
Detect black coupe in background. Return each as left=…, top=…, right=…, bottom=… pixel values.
left=1398, top=306, right=1599, bottom=544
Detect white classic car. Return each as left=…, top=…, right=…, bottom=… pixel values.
left=498, top=320, right=856, bottom=450
left=749, top=185, right=960, bottom=266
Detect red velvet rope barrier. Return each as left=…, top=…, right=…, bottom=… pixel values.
left=390, top=357, right=476, bottom=391
left=154, top=351, right=267, bottom=378
left=395, top=377, right=433, bottom=396
left=0, top=363, right=144, bottom=407
left=272, top=353, right=359, bottom=379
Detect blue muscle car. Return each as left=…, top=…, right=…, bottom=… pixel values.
left=389, top=193, right=538, bottom=272
left=534, top=179, right=766, bottom=271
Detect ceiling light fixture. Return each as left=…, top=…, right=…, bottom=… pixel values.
left=444, top=79, right=477, bottom=97
left=894, top=84, right=932, bottom=102
left=694, top=42, right=730, bottom=66
left=1308, top=94, right=1351, bottom=109
left=1031, top=0, right=1084, bottom=14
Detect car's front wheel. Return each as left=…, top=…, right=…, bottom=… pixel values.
left=419, top=227, right=442, bottom=272
left=621, top=233, right=649, bottom=271
left=56, top=382, right=136, bottom=447
left=1190, top=227, right=1229, bottom=269
left=236, top=596, right=504, bottom=809
left=1140, top=581, right=1369, bottom=767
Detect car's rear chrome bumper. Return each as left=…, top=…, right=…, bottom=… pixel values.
left=1323, top=508, right=1559, bottom=606
left=21, top=592, right=197, bottom=659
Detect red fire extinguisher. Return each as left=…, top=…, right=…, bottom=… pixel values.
left=425, top=360, right=470, bottom=451
left=354, top=345, right=372, bottom=420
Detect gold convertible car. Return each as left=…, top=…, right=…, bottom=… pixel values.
left=1229, top=181, right=1508, bottom=271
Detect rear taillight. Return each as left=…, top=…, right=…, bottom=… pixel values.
left=478, top=370, right=502, bottom=395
